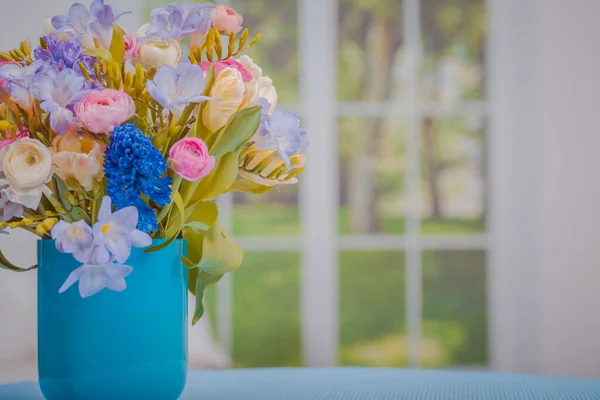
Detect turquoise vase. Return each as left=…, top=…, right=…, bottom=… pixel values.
left=37, top=239, right=188, bottom=400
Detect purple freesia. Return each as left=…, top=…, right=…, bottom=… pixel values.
left=51, top=0, right=130, bottom=48
left=32, top=68, right=88, bottom=134
left=0, top=61, right=44, bottom=107
left=147, top=3, right=214, bottom=40
left=58, top=262, right=133, bottom=298
left=0, top=181, right=23, bottom=223
left=253, top=104, right=309, bottom=169
left=146, top=61, right=212, bottom=116
left=34, top=34, right=96, bottom=76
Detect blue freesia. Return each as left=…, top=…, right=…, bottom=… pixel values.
left=147, top=3, right=214, bottom=40
left=0, top=61, right=44, bottom=107
left=253, top=104, right=309, bottom=169
left=51, top=0, right=130, bottom=48
left=92, top=196, right=152, bottom=263
left=34, top=34, right=96, bottom=76
left=146, top=61, right=212, bottom=116
left=31, top=68, right=87, bottom=134
left=104, top=124, right=172, bottom=233
left=58, top=262, right=133, bottom=298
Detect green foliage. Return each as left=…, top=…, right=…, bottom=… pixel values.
left=109, top=24, right=125, bottom=64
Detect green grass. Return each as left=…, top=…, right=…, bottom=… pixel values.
left=233, top=204, right=485, bottom=236
left=204, top=250, right=487, bottom=368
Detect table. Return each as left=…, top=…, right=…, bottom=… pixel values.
left=2, top=368, right=600, bottom=399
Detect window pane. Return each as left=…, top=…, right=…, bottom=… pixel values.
left=422, top=250, right=487, bottom=367
left=231, top=0, right=298, bottom=103
left=233, top=186, right=299, bottom=236
left=339, top=117, right=406, bottom=234
left=339, top=251, right=406, bottom=367
left=420, top=116, right=486, bottom=234
left=421, top=0, right=486, bottom=105
left=233, top=252, right=301, bottom=367
left=338, top=0, right=403, bottom=101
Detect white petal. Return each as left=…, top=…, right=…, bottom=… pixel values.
left=50, top=221, right=69, bottom=239
left=78, top=266, right=109, bottom=298
left=103, top=263, right=133, bottom=292
left=110, top=206, right=138, bottom=233
left=58, top=265, right=85, bottom=294
left=130, top=230, right=152, bottom=248
left=97, top=196, right=112, bottom=221
left=106, top=236, right=131, bottom=263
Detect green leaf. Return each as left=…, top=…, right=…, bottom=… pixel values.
left=190, top=150, right=241, bottom=202
left=109, top=24, right=125, bottom=64
left=184, top=221, right=243, bottom=275
left=83, top=47, right=113, bottom=63
left=70, top=207, right=91, bottom=224
left=0, top=248, right=36, bottom=272
left=210, top=106, right=262, bottom=159
left=126, top=114, right=148, bottom=132
left=191, top=270, right=223, bottom=325
left=229, top=178, right=275, bottom=194
left=152, top=127, right=171, bottom=151
left=145, top=193, right=186, bottom=253
left=186, top=200, right=218, bottom=226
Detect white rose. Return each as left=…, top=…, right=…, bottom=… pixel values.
left=257, top=76, right=278, bottom=114
left=137, top=39, right=182, bottom=71
left=237, top=55, right=262, bottom=80
left=0, top=138, right=53, bottom=209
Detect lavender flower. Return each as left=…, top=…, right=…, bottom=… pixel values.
left=51, top=220, right=99, bottom=263
left=253, top=104, right=309, bottom=169
left=0, top=61, right=44, bottom=108
left=51, top=0, right=130, bottom=48
left=31, top=68, right=88, bottom=134
left=147, top=3, right=214, bottom=40
left=146, top=61, right=211, bottom=116
left=0, top=183, right=23, bottom=223
left=92, top=196, right=152, bottom=263
left=58, top=262, right=133, bottom=298
left=34, top=34, right=96, bottom=75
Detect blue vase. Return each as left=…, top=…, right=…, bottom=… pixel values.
left=37, top=239, right=188, bottom=400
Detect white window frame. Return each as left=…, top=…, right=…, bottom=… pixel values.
left=129, top=0, right=491, bottom=368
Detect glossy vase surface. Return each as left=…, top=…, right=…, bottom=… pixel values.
left=37, top=239, right=188, bottom=400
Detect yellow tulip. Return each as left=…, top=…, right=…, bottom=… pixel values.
left=202, top=68, right=246, bottom=132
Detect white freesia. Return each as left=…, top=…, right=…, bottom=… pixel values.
left=0, top=138, right=53, bottom=209
left=137, top=38, right=182, bottom=71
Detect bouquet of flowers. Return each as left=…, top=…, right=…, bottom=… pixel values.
left=0, top=0, right=307, bottom=323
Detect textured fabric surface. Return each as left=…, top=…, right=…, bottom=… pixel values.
left=1, top=368, right=600, bottom=399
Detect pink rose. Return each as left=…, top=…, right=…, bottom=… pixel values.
left=123, top=34, right=140, bottom=60
left=0, top=128, right=27, bottom=150
left=169, top=137, right=215, bottom=182
left=211, top=5, right=243, bottom=35
left=76, top=89, right=136, bottom=134
left=199, top=59, right=252, bottom=83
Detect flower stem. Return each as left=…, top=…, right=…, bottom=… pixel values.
left=156, top=174, right=183, bottom=224
left=41, top=185, right=73, bottom=223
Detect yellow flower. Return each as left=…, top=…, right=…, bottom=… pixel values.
left=52, top=131, right=106, bottom=191
left=202, top=68, right=246, bottom=132
left=42, top=217, right=58, bottom=230
left=36, top=224, right=47, bottom=235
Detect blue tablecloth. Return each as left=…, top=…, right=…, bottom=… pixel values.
left=2, top=368, right=600, bottom=399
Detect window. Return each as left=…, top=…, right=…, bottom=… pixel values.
left=146, top=0, right=488, bottom=368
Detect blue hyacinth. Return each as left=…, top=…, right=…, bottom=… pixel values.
left=104, top=124, right=172, bottom=233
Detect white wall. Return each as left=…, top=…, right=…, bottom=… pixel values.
left=490, top=0, right=600, bottom=378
